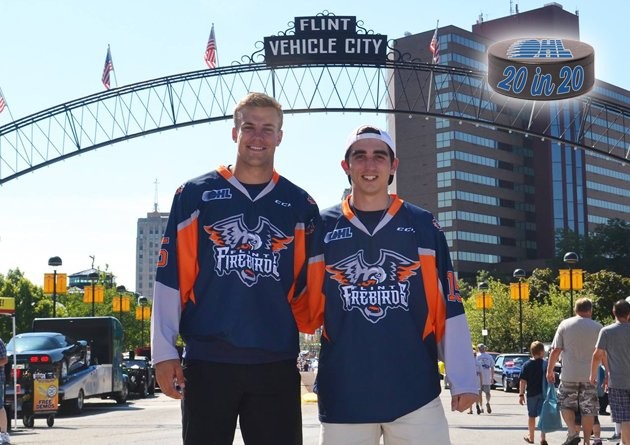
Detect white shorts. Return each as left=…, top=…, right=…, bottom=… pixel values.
left=319, top=396, right=451, bottom=445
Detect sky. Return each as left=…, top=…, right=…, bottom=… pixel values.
left=0, top=0, right=628, bottom=294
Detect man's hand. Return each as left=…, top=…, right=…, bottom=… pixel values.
left=155, top=359, right=185, bottom=400
left=451, top=393, right=479, bottom=412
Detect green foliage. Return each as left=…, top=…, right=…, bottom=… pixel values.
left=553, top=218, right=630, bottom=276
left=0, top=270, right=150, bottom=352
left=2, top=261, right=628, bottom=358
left=581, top=270, right=630, bottom=323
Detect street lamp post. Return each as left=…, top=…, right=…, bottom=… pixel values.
left=48, top=256, right=62, bottom=318
left=115, top=285, right=126, bottom=320
left=88, top=272, right=99, bottom=317
left=563, top=252, right=579, bottom=318
left=513, top=269, right=526, bottom=353
left=478, top=281, right=489, bottom=344
left=138, top=296, right=148, bottom=348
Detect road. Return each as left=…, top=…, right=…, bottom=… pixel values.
left=6, top=390, right=618, bottom=444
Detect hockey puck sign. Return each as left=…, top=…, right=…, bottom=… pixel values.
left=487, top=38, right=594, bottom=100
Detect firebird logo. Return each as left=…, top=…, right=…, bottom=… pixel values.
left=204, top=215, right=293, bottom=287
left=326, top=249, right=420, bottom=323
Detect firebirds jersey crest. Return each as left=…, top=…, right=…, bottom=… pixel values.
left=326, top=249, right=420, bottom=323
left=204, top=214, right=294, bottom=287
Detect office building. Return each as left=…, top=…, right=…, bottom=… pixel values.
left=135, top=209, right=169, bottom=300
left=390, top=3, right=629, bottom=278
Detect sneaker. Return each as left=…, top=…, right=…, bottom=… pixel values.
left=592, top=439, right=602, bottom=445
left=0, top=431, right=10, bottom=444
left=561, top=433, right=580, bottom=445
left=486, top=402, right=492, bottom=414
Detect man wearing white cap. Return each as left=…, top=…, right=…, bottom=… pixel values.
left=476, top=343, right=495, bottom=414
left=315, top=125, right=479, bottom=444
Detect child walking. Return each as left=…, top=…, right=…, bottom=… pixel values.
left=519, top=341, right=548, bottom=445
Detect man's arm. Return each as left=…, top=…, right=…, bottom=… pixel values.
left=590, top=348, right=605, bottom=385
left=546, top=347, right=561, bottom=383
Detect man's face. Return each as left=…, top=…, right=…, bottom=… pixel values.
left=342, top=138, right=398, bottom=196
left=232, top=106, right=283, bottom=172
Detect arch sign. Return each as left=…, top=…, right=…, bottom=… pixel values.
left=264, top=15, right=387, bottom=66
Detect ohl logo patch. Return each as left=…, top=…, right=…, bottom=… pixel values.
left=326, top=249, right=420, bottom=323
left=204, top=215, right=293, bottom=287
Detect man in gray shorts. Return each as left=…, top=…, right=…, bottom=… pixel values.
left=547, top=298, right=602, bottom=445
left=590, top=299, right=630, bottom=445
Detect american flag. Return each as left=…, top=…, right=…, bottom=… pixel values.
left=0, top=91, right=5, bottom=114
left=429, top=25, right=440, bottom=64
left=204, top=23, right=217, bottom=69
left=102, top=46, right=114, bottom=90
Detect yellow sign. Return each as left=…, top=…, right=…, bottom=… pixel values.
left=559, top=269, right=583, bottom=290
left=34, top=377, right=59, bottom=412
left=475, top=293, right=493, bottom=309
left=0, top=297, right=15, bottom=315
left=83, top=284, right=105, bottom=303
left=136, top=305, right=151, bottom=320
left=44, top=273, right=67, bottom=294
left=510, top=282, right=530, bottom=300
left=113, top=295, right=131, bottom=312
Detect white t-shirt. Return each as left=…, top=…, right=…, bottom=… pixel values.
left=476, top=352, right=495, bottom=386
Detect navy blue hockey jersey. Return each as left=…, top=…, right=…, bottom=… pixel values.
left=316, top=195, right=478, bottom=423
left=151, top=166, right=325, bottom=366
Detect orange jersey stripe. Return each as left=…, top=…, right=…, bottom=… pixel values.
left=419, top=250, right=446, bottom=342
left=177, top=213, right=200, bottom=307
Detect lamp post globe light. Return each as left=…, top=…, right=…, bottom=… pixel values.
left=48, top=256, right=62, bottom=318
left=513, top=269, right=526, bottom=354
left=563, top=252, right=579, bottom=317
left=478, top=281, right=489, bottom=344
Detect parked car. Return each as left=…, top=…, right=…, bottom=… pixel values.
left=122, top=355, right=155, bottom=397
left=493, top=353, right=529, bottom=392
left=6, top=332, right=90, bottom=381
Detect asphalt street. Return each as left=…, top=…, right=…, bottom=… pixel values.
left=5, top=388, right=619, bottom=444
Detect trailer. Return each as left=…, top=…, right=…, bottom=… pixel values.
left=5, top=316, right=129, bottom=425
left=31, top=317, right=129, bottom=412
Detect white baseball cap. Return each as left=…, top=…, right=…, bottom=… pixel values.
left=345, top=125, right=396, bottom=156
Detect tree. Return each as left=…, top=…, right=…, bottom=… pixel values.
left=527, top=268, right=556, bottom=304
left=581, top=270, right=630, bottom=323
left=554, top=218, right=630, bottom=275
left=0, top=269, right=52, bottom=340
left=592, top=219, right=630, bottom=276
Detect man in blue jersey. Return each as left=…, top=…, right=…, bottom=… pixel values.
left=316, top=125, right=479, bottom=444
left=151, top=92, right=324, bottom=445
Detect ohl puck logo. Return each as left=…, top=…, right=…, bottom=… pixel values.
left=487, top=38, right=595, bottom=100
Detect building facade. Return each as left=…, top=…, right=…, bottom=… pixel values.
left=391, top=3, right=629, bottom=278
left=135, top=210, right=169, bottom=299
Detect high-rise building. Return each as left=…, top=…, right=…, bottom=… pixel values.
left=390, top=3, right=629, bottom=278
left=135, top=210, right=168, bottom=300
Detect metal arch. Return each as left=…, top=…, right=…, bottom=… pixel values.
left=1, top=61, right=629, bottom=185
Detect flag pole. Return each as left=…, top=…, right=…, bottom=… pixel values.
left=0, top=87, right=18, bottom=122
left=426, top=20, right=439, bottom=112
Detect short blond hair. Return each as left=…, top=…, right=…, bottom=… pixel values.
left=233, top=92, right=283, bottom=128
